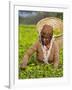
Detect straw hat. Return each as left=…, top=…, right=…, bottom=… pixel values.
left=36, top=17, right=63, bottom=34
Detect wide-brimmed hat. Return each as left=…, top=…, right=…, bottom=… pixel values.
left=36, top=17, right=63, bottom=34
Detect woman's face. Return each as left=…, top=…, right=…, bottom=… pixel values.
left=41, top=25, right=53, bottom=46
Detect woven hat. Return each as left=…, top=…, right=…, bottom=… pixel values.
left=36, top=17, right=63, bottom=34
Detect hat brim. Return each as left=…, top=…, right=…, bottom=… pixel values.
left=36, top=17, right=63, bottom=34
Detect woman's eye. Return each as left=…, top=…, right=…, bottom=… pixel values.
left=41, top=35, right=44, bottom=38
left=42, top=32, right=45, bottom=35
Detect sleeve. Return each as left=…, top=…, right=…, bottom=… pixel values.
left=21, top=42, right=38, bottom=68
left=53, top=41, right=59, bottom=68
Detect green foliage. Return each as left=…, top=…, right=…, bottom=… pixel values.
left=19, top=63, right=63, bottom=79
left=19, top=25, right=63, bottom=79
left=53, top=28, right=63, bottom=36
